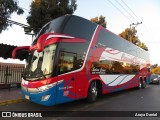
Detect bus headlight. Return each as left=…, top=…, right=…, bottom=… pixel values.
left=37, top=82, right=56, bottom=92
left=38, top=85, right=48, bottom=92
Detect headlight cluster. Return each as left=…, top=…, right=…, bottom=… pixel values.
left=21, top=79, right=63, bottom=93
left=37, top=82, right=57, bottom=92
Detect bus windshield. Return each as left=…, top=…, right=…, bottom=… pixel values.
left=24, top=44, right=56, bottom=80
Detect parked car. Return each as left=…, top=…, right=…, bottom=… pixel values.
left=150, top=74, right=160, bottom=84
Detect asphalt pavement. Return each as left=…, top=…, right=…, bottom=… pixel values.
left=1, top=84, right=160, bottom=120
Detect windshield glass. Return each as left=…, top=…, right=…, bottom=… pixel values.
left=24, top=44, right=56, bottom=80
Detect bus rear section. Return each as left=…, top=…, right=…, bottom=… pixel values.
left=12, top=15, right=150, bottom=106
left=87, top=27, right=150, bottom=97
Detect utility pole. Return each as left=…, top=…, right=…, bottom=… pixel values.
left=129, top=22, right=142, bottom=43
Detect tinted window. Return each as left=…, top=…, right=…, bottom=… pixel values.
left=62, top=16, right=97, bottom=41
left=91, top=60, right=140, bottom=74
left=58, top=51, right=83, bottom=75
left=57, top=42, right=87, bottom=75
left=58, top=52, right=76, bottom=74
left=97, top=29, right=150, bottom=61
left=32, top=16, right=70, bottom=44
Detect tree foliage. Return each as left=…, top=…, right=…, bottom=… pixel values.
left=90, top=15, right=107, bottom=28
left=151, top=64, right=160, bottom=74
left=0, top=0, right=24, bottom=33
left=151, top=64, right=158, bottom=69
left=119, top=28, right=138, bottom=44
left=27, top=0, right=77, bottom=34
left=151, top=67, right=160, bottom=74
left=119, top=28, right=148, bottom=51
left=137, top=42, right=148, bottom=51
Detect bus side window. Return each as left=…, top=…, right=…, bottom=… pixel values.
left=58, top=51, right=77, bottom=74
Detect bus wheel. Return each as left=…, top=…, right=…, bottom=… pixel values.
left=87, top=81, right=98, bottom=102
left=142, top=80, right=146, bottom=88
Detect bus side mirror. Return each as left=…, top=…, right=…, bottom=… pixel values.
left=12, top=46, right=30, bottom=59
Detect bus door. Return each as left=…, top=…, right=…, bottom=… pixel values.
left=56, top=51, right=77, bottom=104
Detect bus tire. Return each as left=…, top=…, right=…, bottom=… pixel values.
left=142, top=80, right=146, bottom=88
left=87, top=81, right=98, bottom=102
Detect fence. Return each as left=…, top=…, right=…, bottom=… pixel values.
left=0, top=63, right=25, bottom=89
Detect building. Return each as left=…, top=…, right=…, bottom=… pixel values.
left=0, top=62, right=25, bottom=89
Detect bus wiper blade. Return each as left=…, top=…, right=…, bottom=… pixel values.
left=23, top=73, right=52, bottom=81
left=43, top=73, right=52, bottom=77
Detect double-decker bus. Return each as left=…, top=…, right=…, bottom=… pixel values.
left=12, top=15, right=150, bottom=106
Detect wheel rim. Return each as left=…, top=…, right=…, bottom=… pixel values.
left=143, top=81, right=146, bottom=87
left=92, top=82, right=98, bottom=97
left=139, top=82, right=142, bottom=88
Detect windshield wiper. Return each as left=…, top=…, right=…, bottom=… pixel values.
left=43, top=73, right=53, bottom=78
left=23, top=73, right=53, bottom=81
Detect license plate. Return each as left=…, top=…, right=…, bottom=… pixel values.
left=25, top=95, right=30, bottom=100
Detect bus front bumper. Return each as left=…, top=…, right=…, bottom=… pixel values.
left=21, top=86, right=56, bottom=106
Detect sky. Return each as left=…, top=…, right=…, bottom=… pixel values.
left=0, top=0, right=160, bottom=65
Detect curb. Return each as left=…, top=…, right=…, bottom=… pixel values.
left=0, top=98, right=26, bottom=106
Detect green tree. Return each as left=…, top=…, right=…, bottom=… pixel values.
left=27, top=0, right=77, bottom=34
left=119, top=28, right=148, bottom=51
left=90, top=15, right=107, bottom=28
left=0, top=0, right=24, bottom=33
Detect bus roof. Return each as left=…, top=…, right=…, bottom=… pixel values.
left=33, top=15, right=149, bottom=62
left=33, top=15, right=98, bottom=44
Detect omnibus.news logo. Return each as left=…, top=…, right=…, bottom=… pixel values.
left=2, top=112, right=11, bottom=117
